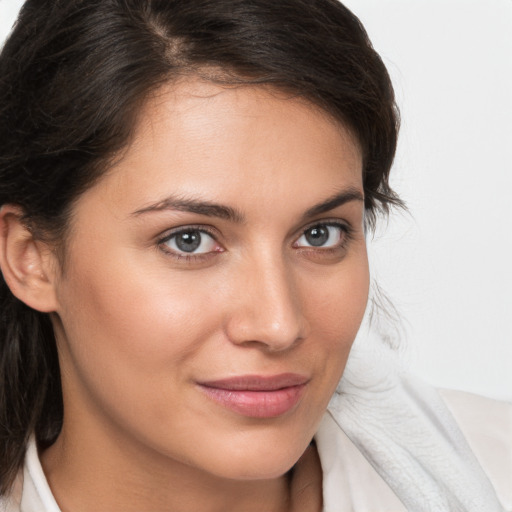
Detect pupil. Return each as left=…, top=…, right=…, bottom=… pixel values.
left=176, top=231, right=201, bottom=252
left=306, top=226, right=328, bottom=246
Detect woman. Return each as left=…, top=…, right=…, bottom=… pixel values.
left=0, top=1, right=509, bottom=511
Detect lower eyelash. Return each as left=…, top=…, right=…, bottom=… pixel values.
left=158, top=244, right=220, bottom=264
left=164, top=251, right=213, bottom=262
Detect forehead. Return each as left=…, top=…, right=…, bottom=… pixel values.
left=84, top=79, right=363, bottom=219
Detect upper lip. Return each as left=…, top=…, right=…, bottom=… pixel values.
left=198, top=373, right=309, bottom=391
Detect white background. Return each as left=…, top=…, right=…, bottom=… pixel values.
left=1, top=0, right=511, bottom=401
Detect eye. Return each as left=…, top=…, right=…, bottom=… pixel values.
left=161, top=229, right=220, bottom=255
left=295, top=223, right=346, bottom=248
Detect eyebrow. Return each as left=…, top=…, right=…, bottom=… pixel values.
left=300, top=187, right=364, bottom=221
left=131, top=187, right=364, bottom=223
left=132, top=196, right=245, bottom=223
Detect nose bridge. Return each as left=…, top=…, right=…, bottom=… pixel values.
left=225, top=250, right=306, bottom=351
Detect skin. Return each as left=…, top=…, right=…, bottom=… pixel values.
left=5, top=79, right=369, bottom=511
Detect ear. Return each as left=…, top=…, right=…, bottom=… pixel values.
left=0, top=205, right=59, bottom=313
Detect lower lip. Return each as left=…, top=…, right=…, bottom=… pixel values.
left=198, top=384, right=306, bottom=418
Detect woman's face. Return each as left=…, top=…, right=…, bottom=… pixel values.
left=50, top=80, right=369, bottom=480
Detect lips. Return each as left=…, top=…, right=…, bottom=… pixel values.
left=197, top=373, right=308, bottom=418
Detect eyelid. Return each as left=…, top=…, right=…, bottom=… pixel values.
left=158, top=224, right=220, bottom=243
left=294, top=218, right=353, bottom=239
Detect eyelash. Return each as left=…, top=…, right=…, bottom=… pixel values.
left=157, top=220, right=353, bottom=262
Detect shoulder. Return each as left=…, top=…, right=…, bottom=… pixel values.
left=439, top=389, right=512, bottom=511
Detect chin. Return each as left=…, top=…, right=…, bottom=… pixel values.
left=190, top=427, right=313, bottom=481
left=216, top=449, right=304, bottom=481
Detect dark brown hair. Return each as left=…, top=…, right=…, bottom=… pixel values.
left=0, top=0, right=400, bottom=493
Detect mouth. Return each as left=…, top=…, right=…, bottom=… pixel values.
left=197, top=374, right=309, bottom=418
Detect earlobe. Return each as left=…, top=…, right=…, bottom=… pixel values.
left=0, top=205, right=59, bottom=313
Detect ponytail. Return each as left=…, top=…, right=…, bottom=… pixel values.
left=0, top=274, right=62, bottom=494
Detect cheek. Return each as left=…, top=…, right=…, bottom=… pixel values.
left=304, top=246, right=370, bottom=340
left=57, top=261, right=212, bottom=372
left=54, top=242, right=222, bottom=414
left=54, top=250, right=231, bottom=460
left=318, top=256, right=369, bottom=365
left=296, top=246, right=370, bottom=391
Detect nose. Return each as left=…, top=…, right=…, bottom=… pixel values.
left=223, top=255, right=308, bottom=352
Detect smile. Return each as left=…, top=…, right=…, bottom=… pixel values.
left=197, top=374, right=309, bottom=418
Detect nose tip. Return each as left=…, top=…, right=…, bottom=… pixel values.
left=224, top=262, right=308, bottom=352
left=226, top=306, right=306, bottom=352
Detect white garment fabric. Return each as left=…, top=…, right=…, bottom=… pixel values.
left=1, top=327, right=511, bottom=511
left=321, top=322, right=511, bottom=511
